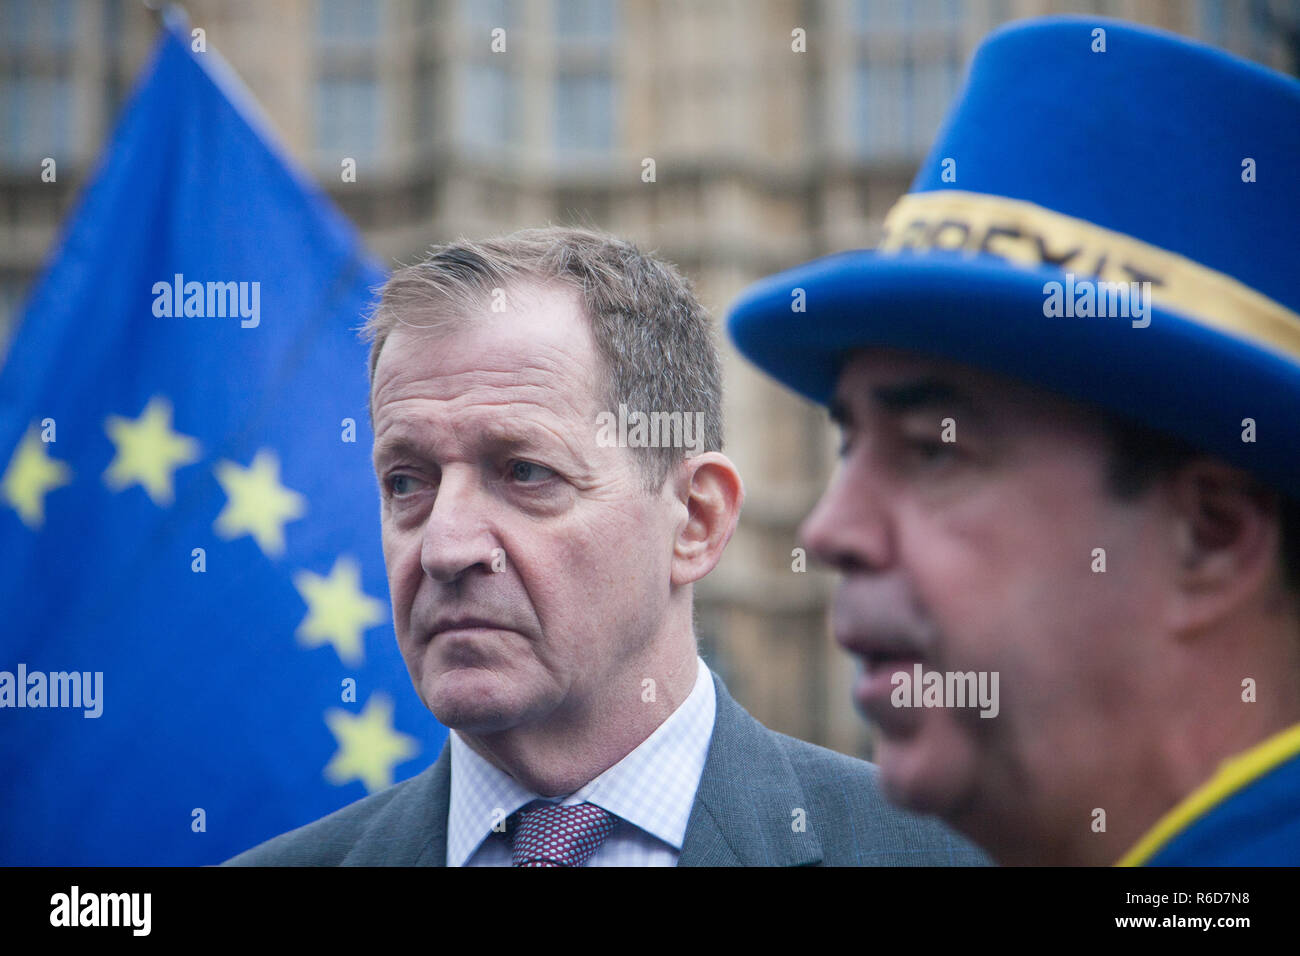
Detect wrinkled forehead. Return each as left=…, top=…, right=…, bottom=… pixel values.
left=370, top=284, right=604, bottom=414
left=369, top=291, right=611, bottom=464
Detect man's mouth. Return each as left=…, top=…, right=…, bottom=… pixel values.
left=432, top=617, right=507, bottom=635
left=860, top=649, right=926, bottom=674
left=836, top=628, right=928, bottom=673
left=855, top=652, right=926, bottom=699
left=422, top=616, right=522, bottom=650
left=837, top=635, right=930, bottom=735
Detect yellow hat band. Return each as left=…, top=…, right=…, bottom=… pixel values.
left=878, top=190, right=1300, bottom=363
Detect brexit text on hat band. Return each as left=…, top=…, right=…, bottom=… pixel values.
left=877, top=190, right=1300, bottom=363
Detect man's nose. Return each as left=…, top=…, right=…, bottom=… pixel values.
left=419, top=468, right=498, bottom=584
left=798, top=455, right=894, bottom=574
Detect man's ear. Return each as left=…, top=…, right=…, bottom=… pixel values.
left=1164, top=460, right=1282, bottom=634
left=670, top=452, right=744, bottom=587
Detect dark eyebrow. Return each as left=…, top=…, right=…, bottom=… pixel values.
left=372, top=423, right=585, bottom=472
left=828, top=377, right=985, bottom=432
left=871, top=379, right=977, bottom=417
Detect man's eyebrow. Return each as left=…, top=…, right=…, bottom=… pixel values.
left=372, top=434, right=426, bottom=464
left=829, top=379, right=981, bottom=428
left=372, top=424, right=584, bottom=467
left=870, top=378, right=978, bottom=416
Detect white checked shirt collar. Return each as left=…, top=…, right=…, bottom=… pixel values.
left=446, top=656, right=717, bottom=867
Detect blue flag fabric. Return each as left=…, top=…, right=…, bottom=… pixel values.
left=0, top=12, right=444, bottom=865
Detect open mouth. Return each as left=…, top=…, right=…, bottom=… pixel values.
left=862, top=649, right=924, bottom=671
left=852, top=649, right=929, bottom=734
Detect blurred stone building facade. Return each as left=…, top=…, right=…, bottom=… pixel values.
left=3, top=0, right=1297, bottom=758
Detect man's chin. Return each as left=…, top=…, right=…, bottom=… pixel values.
left=416, top=667, right=538, bottom=734
left=873, top=723, right=974, bottom=819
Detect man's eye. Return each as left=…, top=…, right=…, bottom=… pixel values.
left=388, top=474, right=423, bottom=496
left=508, top=460, right=555, bottom=483
left=908, top=439, right=957, bottom=464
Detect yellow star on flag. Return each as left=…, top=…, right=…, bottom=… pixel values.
left=102, top=395, right=200, bottom=506
left=213, top=449, right=307, bottom=558
left=293, top=555, right=386, bottom=666
left=1, top=426, right=73, bottom=529
left=323, top=693, right=420, bottom=794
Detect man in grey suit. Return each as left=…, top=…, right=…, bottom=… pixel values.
left=226, top=226, right=984, bottom=867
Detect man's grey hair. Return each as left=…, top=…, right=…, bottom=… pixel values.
left=361, top=225, right=723, bottom=491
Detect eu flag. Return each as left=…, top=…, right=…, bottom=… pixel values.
left=0, top=10, right=444, bottom=865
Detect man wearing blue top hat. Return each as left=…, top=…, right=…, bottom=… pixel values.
left=728, top=16, right=1300, bottom=866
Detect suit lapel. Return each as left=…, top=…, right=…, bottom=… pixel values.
left=413, top=741, right=452, bottom=866
left=678, top=673, right=823, bottom=867
left=338, top=738, right=451, bottom=866
left=412, top=674, right=824, bottom=866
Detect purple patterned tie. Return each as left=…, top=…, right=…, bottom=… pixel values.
left=510, top=802, right=619, bottom=867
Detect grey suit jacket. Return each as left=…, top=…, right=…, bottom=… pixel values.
left=224, top=672, right=988, bottom=866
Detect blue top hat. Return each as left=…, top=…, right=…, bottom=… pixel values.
left=727, top=16, right=1300, bottom=492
